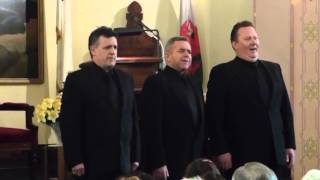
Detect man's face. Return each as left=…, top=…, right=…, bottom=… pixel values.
left=91, top=36, right=117, bottom=70
left=232, top=26, right=260, bottom=62
left=166, top=41, right=192, bottom=72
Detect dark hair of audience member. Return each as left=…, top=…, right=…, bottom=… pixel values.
left=184, top=158, right=225, bottom=180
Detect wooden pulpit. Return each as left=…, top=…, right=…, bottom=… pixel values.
left=115, top=1, right=162, bottom=92
left=116, top=38, right=161, bottom=92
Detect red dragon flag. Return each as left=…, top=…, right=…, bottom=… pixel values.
left=180, top=0, right=203, bottom=84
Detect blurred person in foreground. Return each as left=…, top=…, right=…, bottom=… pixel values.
left=184, top=158, right=224, bottom=180
left=302, top=169, right=320, bottom=180
left=232, top=162, right=277, bottom=180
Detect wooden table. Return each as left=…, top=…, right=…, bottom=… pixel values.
left=43, top=145, right=66, bottom=180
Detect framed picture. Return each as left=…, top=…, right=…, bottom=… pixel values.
left=0, top=0, right=44, bottom=84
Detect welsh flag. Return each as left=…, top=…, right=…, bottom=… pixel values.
left=180, top=0, right=203, bottom=84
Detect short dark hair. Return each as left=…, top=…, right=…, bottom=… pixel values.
left=88, top=26, right=117, bottom=57
left=230, top=20, right=255, bottom=42
left=184, top=158, right=224, bottom=180
left=165, top=36, right=189, bottom=54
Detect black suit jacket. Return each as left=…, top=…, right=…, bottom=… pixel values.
left=140, top=66, right=205, bottom=179
left=205, top=57, right=295, bottom=167
left=59, top=62, right=140, bottom=179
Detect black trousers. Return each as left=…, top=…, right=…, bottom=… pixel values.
left=271, top=164, right=292, bottom=180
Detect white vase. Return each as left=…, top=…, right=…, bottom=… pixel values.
left=50, top=122, right=63, bottom=146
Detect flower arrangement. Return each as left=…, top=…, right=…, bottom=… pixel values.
left=34, top=94, right=62, bottom=124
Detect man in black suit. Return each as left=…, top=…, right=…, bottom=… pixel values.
left=140, top=36, right=205, bottom=180
left=205, top=20, right=296, bottom=180
left=59, top=26, right=140, bottom=180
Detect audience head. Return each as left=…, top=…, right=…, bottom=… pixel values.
left=117, top=176, right=140, bottom=180
left=117, top=171, right=153, bottom=180
left=88, top=26, right=118, bottom=70
left=181, top=177, right=203, bottom=180
left=165, top=36, right=192, bottom=72
left=231, top=162, right=277, bottom=180
left=184, top=158, right=224, bottom=180
left=230, top=20, right=259, bottom=62
left=302, top=169, right=320, bottom=180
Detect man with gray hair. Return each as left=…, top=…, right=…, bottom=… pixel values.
left=232, top=162, right=278, bottom=180
left=140, top=36, right=205, bottom=180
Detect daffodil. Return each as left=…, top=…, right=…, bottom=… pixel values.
left=34, top=94, right=62, bottom=124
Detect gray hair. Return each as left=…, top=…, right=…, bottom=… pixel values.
left=232, top=162, right=278, bottom=180
left=164, top=36, right=189, bottom=55
left=302, top=169, right=320, bottom=180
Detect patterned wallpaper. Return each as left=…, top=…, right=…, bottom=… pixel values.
left=255, top=0, right=320, bottom=179
left=293, top=0, right=320, bottom=178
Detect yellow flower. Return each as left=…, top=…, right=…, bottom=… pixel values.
left=53, top=97, right=62, bottom=111
left=43, top=98, right=54, bottom=109
left=47, top=110, right=59, bottom=122
left=34, top=94, right=62, bottom=124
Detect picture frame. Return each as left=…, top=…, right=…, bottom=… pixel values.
left=0, top=0, right=44, bottom=84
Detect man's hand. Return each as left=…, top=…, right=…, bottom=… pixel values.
left=131, top=162, right=139, bottom=172
left=72, top=163, right=85, bottom=177
left=152, top=165, right=169, bottom=180
left=286, top=148, right=295, bottom=168
left=215, top=152, right=232, bottom=171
